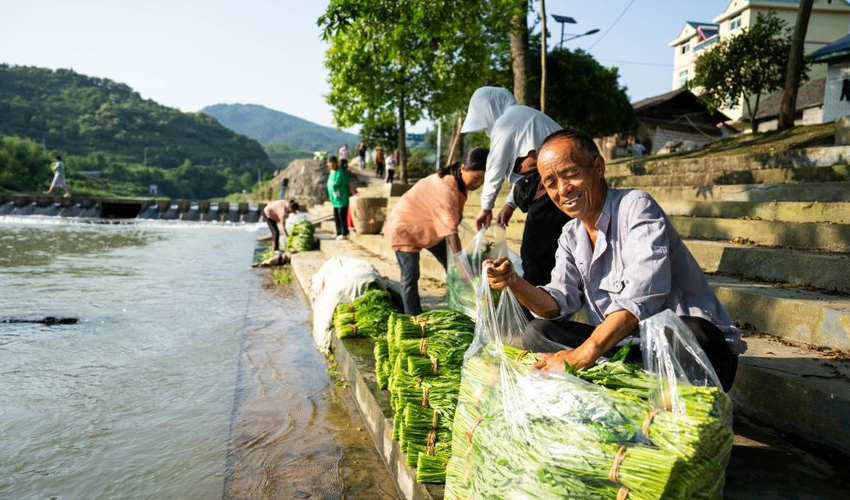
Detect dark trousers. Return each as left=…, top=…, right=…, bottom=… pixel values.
left=264, top=216, right=280, bottom=251
left=376, top=161, right=384, bottom=178
left=521, top=196, right=571, bottom=287
left=359, top=154, right=366, bottom=169
left=333, top=206, right=349, bottom=236
left=523, top=316, right=738, bottom=391
left=395, top=240, right=448, bottom=315
left=340, top=159, right=348, bottom=170
left=386, top=169, right=395, bottom=183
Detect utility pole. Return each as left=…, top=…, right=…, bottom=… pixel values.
left=435, top=120, right=442, bottom=170
left=540, top=0, right=548, bottom=113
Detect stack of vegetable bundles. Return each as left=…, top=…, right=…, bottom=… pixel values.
left=332, top=289, right=395, bottom=339
left=286, top=220, right=315, bottom=253
left=374, top=309, right=475, bottom=483
left=445, top=307, right=733, bottom=500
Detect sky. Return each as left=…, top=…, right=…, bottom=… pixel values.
left=1, top=0, right=728, bottom=134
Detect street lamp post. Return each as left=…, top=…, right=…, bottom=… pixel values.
left=558, top=28, right=600, bottom=48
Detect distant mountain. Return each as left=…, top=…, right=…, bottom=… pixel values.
left=0, top=64, right=274, bottom=198
left=0, top=65, right=272, bottom=171
left=201, top=103, right=358, bottom=152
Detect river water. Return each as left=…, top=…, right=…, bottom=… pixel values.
left=0, top=218, right=397, bottom=500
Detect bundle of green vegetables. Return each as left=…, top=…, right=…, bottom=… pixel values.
left=286, top=220, right=315, bottom=253
left=444, top=340, right=733, bottom=500
left=332, top=289, right=395, bottom=339
left=378, top=309, right=475, bottom=483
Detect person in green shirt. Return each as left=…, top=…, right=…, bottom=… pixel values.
left=326, top=155, right=356, bottom=239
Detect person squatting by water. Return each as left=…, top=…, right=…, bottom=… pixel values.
left=484, top=129, right=744, bottom=391
left=44, top=155, right=70, bottom=197
left=326, top=155, right=356, bottom=240
left=384, top=148, right=488, bottom=315
left=461, top=86, right=569, bottom=287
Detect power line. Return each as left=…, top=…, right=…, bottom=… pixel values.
left=587, top=0, right=637, bottom=50
left=599, top=58, right=672, bottom=67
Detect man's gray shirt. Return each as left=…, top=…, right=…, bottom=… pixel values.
left=540, top=187, right=745, bottom=354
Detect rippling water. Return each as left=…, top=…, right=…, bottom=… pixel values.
left=0, top=218, right=397, bottom=500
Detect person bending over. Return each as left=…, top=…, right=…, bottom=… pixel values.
left=262, top=199, right=299, bottom=253
left=384, top=148, right=488, bottom=315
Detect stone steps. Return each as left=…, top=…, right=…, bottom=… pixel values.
left=637, top=182, right=850, bottom=203
left=606, top=145, right=850, bottom=177
left=687, top=240, right=850, bottom=293
left=609, top=164, right=850, bottom=188
left=671, top=216, right=850, bottom=253
left=730, top=335, right=850, bottom=453
left=660, top=200, right=850, bottom=224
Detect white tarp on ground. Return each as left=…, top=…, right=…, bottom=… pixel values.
left=309, top=256, right=386, bottom=352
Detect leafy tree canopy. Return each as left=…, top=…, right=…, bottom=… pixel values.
left=531, top=48, right=636, bottom=137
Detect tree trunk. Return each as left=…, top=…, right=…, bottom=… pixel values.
left=509, top=1, right=530, bottom=105
left=778, top=0, right=814, bottom=130
left=539, top=0, right=547, bottom=113
left=446, top=114, right=464, bottom=166
left=398, top=91, right=408, bottom=184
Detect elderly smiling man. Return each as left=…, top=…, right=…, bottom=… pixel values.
left=485, top=129, right=744, bottom=391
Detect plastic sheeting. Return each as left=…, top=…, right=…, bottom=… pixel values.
left=309, top=257, right=386, bottom=352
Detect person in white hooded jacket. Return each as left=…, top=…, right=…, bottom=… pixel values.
left=461, top=86, right=571, bottom=286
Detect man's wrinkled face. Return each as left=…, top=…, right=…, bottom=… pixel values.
left=538, top=138, right=607, bottom=221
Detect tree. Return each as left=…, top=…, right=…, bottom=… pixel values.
left=318, top=0, right=493, bottom=183
left=778, top=0, right=814, bottom=130
left=509, top=1, right=531, bottom=105
left=529, top=49, right=636, bottom=137
left=690, top=12, right=799, bottom=133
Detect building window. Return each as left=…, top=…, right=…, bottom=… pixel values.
left=679, top=69, right=689, bottom=88
left=681, top=43, right=690, bottom=55
left=730, top=15, right=742, bottom=31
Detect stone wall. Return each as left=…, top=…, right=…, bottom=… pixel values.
left=646, top=126, right=715, bottom=155
left=824, top=60, right=850, bottom=123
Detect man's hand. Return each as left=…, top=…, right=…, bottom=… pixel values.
left=475, top=209, right=492, bottom=230
left=484, top=256, right=517, bottom=290
left=532, top=346, right=597, bottom=372
left=496, top=204, right=515, bottom=227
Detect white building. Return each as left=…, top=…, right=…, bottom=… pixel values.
left=669, top=0, right=850, bottom=121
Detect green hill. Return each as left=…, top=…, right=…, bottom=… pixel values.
left=201, top=103, right=358, bottom=153
left=0, top=64, right=274, bottom=198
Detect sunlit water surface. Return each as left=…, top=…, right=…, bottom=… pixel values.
left=0, top=219, right=257, bottom=499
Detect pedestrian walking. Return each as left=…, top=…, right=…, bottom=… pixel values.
left=386, top=149, right=397, bottom=183
left=44, top=155, right=70, bottom=197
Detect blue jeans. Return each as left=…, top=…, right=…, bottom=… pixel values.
left=395, top=240, right=448, bottom=315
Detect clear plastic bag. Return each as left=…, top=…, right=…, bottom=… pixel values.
left=445, top=268, right=733, bottom=500
left=446, top=223, right=513, bottom=319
